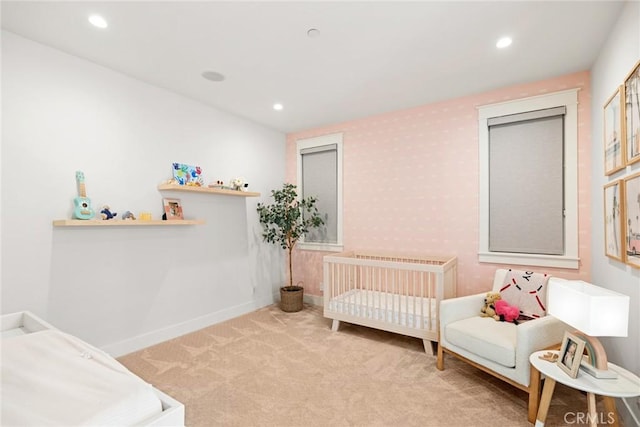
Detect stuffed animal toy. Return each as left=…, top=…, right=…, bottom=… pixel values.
left=100, top=205, right=117, bottom=220
left=121, top=211, right=136, bottom=220
left=231, top=177, right=248, bottom=191
left=494, top=299, right=519, bottom=324
left=480, top=292, right=501, bottom=318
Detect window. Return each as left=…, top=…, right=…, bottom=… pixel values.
left=478, top=89, right=579, bottom=269
left=296, top=133, right=343, bottom=251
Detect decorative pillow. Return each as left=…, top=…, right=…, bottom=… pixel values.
left=499, top=269, right=549, bottom=319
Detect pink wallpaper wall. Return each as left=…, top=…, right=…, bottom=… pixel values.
left=286, top=71, right=592, bottom=297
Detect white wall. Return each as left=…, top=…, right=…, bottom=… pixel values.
left=590, top=2, right=640, bottom=424
left=1, top=31, right=286, bottom=356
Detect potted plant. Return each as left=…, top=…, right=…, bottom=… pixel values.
left=257, top=183, right=324, bottom=312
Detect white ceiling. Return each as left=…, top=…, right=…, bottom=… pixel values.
left=1, top=1, right=625, bottom=133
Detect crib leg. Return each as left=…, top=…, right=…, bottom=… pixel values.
left=331, top=319, right=340, bottom=332
left=423, top=340, right=438, bottom=356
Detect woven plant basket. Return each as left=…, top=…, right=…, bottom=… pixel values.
left=280, top=286, right=304, bottom=312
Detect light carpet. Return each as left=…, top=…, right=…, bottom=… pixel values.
left=119, top=304, right=595, bottom=427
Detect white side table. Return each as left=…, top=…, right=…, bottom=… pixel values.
left=530, top=351, right=640, bottom=427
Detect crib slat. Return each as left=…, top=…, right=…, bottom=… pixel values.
left=420, top=272, right=425, bottom=330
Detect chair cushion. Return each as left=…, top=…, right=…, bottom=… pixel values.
left=499, top=269, right=549, bottom=319
left=445, top=316, right=517, bottom=368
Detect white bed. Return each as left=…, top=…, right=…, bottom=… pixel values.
left=1, top=311, right=185, bottom=426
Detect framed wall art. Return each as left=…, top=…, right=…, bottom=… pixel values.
left=557, top=331, right=586, bottom=379
left=625, top=60, right=640, bottom=165
left=172, top=162, right=203, bottom=186
left=163, top=198, right=184, bottom=220
left=604, top=86, right=625, bottom=175
left=604, top=180, right=623, bottom=261
left=623, top=172, right=640, bottom=268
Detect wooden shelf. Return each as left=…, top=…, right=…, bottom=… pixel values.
left=53, top=219, right=204, bottom=227
left=157, top=183, right=260, bottom=197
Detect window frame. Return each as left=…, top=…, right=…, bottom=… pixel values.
left=478, top=89, right=580, bottom=269
left=296, top=132, right=344, bottom=252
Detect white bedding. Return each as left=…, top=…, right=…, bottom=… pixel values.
left=327, top=289, right=437, bottom=329
left=1, top=329, right=163, bottom=426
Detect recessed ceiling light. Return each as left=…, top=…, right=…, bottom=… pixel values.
left=88, top=14, right=108, bottom=29
left=273, top=103, right=283, bottom=111
left=496, top=36, right=512, bottom=49
left=307, top=28, right=320, bottom=38
left=202, top=71, right=225, bottom=82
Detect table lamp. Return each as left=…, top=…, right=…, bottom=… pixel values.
left=547, top=278, right=630, bottom=379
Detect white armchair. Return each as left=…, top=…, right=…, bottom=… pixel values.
left=436, top=269, right=568, bottom=423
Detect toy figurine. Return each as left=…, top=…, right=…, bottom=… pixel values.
left=100, top=205, right=117, bottom=220
left=122, top=211, right=136, bottom=220
left=231, top=177, right=248, bottom=191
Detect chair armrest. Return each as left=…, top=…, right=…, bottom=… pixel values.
left=439, top=293, right=486, bottom=327
left=515, top=316, right=568, bottom=369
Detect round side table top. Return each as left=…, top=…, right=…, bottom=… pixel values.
left=530, top=351, right=640, bottom=398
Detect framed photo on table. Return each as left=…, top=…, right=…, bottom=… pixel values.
left=604, top=180, right=623, bottom=261
left=163, top=198, right=184, bottom=220
left=557, top=331, right=586, bottom=379
left=604, top=86, right=625, bottom=175
left=625, top=60, right=640, bottom=165
left=623, top=172, right=640, bottom=268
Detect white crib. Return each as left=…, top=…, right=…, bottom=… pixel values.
left=323, top=251, right=457, bottom=354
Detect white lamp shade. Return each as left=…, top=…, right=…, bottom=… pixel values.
left=547, top=278, right=629, bottom=337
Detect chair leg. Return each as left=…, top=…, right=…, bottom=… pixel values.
left=528, top=365, right=542, bottom=423
left=436, top=342, right=445, bottom=370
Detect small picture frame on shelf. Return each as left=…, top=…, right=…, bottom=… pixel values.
left=163, top=198, right=183, bottom=220
left=172, top=162, right=203, bottom=186
left=557, top=331, right=586, bottom=378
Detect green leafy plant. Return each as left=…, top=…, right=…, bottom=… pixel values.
left=257, top=183, right=324, bottom=289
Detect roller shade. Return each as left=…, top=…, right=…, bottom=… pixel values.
left=488, top=112, right=565, bottom=255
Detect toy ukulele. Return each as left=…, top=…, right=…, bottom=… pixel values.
left=73, top=171, right=95, bottom=219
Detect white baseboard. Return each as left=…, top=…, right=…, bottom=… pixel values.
left=304, top=293, right=323, bottom=307
left=102, top=295, right=275, bottom=357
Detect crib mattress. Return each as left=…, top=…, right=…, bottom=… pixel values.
left=327, top=289, right=437, bottom=329
left=1, top=328, right=163, bottom=426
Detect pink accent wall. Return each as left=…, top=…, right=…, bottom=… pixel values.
left=286, top=71, right=592, bottom=297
